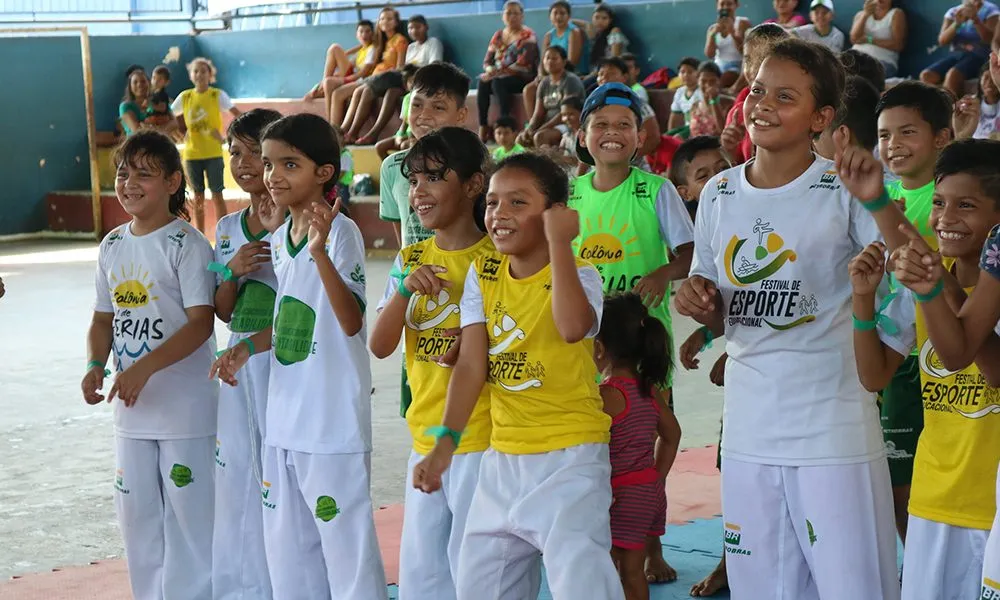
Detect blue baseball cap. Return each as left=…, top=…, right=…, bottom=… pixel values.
left=576, top=82, right=644, bottom=165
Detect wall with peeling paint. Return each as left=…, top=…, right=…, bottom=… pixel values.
left=2, top=0, right=964, bottom=234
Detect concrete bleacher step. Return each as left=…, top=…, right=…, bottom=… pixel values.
left=45, top=189, right=398, bottom=254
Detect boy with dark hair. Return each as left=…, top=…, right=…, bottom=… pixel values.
left=147, top=65, right=175, bottom=130
left=492, top=116, right=525, bottom=160
left=850, top=138, right=1000, bottom=600
left=678, top=38, right=901, bottom=598
left=378, top=61, right=471, bottom=417
left=596, top=57, right=661, bottom=164
left=841, top=47, right=887, bottom=92
left=721, top=23, right=790, bottom=164
left=669, top=135, right=731, bottom=219
left=793, top=0, right=846, bottom=53
left=669, top=56, right=704, bottom=131
left=620, top=53, right=649, bottom=102
left=814, top=75, right=881, bottom=159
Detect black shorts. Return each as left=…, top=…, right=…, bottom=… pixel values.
left=366, top=71, right=405, bottom=97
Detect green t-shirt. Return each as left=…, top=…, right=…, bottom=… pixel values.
left=887, top=179, right=936, bottom=248
left=119, top=101, right=146, bottom=136
left=395, top=92, right=412, bottom=138
left=379, top=149, right=432, bottom=248
left=339, top=148, right=354, bottom=187
left=492, top=144, right=526, bottom=161
left=569, top=168, right=696, bottom=387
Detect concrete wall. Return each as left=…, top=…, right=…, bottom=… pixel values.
left=0, top=0, right=969, bottom=234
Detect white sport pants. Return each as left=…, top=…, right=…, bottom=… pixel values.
left=261, top=446, right=387, bottom=600
left=398, top=450, right=482, bottom=600
left=456, top=444, right=623, bottom=600
left=213, top=349, right=271, bottom=599
left=114, top=435, right=215, bottom=600
left=721, top=457, right=899, bottom=600
left=901, top=515, right=987, bottom=600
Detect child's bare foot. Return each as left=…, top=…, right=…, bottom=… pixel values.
left=644, top=536, right=677, bottom=583
left=690, top=558, right=727, bottom=597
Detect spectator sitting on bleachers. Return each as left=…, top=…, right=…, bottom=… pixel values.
left=346, top=16, right=439, bottom=146
left=306, top=20, right=376, bottom=121
left=793, top=0, right=845, bottom=53
left=954, top=58, right=1000, bottom=139
left=522, top=1, right=586, bottom=126
left=477, top=0, right=539, bottom=142
left=705, top=0, right=753, bottom=90
left=766, top=0, right=808, bottom=29
left=375, top=64, right=419, bottom=160
left=119, top=68, right=151, bottom=137
left=921, top=0, right=999, bottom=100
left=492, top=116, right=527, bottom=160
left=338, top=8, right=409, bottom=143
left=558, top=96, right=583, bottom=161
left=849, top=0, right=907, bottom=78
left=519, top=46, right=584, bottom=149
left=621, top=54, right=648, bottom=102
left=145, top=66, right=177, bottom=133
left=669, top=57, right=704, bottom=131
left=575, top=3, right=629, bottom=90
left=687, top=62, right=734, bottom=137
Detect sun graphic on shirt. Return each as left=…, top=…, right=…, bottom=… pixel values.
left=575, top=214, right=640, bottom=265
left=109, top=263, right=158, bottom=308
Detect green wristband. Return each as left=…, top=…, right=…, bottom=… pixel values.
left=426, top=425, right=463, bottom=447
left=240, top=337, right=256, bottom=356
left=860, top=188, right=891, bottom=213
left=699, top=326, right=714, bottom=352
left=914, top=280, right=944, bottom=303
left=852, top=292, right=899, bottom=334
left=87, top=360, right=111, bottom=377
left=852, top=315, right=878, bottom=331
left=390, top=264, right=414, bottom=298
left=208, top=262, right=236, bottom=282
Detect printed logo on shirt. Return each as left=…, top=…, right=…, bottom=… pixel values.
left=109, top=264, right=164, bottom=363
left=214, top=439, right=226, bottom=468
left=114, top=468, right=129, bottom=494
left=315, top=495, right=340, bottom=522
left=918, top=340, right=1000, bottom=418
left=406, top=289, right=460, bottom=363
left=723, top=218, right=815, bottom=331
left=809, top=170, right=841, bottom=191
left=982, top=577, right=1000, bottom=600
left=723, top=522, right=751, bottom=556
left=261, top=481, right=276, bottom=509
left=349, top=263, right=365, bottom=285
left=219, top=236, right=232, bottom=252
left=169, top=463, right=193, bottom=488
left=717, top=176, right=734, bottom=197
left=479, top=257, right=502, bottom=282
left=231, top=281, right=277, bottom=333
left=273, top=295, right=317, bottom=365
left=167, top=229, right=187, bottom=248
left=884, top=440, right=914, bottom=461
left=106, top=229, right=124, bottom=247
left=576, top=215, right=643, bottom=293
left=486, top=306, right=545, bottom=392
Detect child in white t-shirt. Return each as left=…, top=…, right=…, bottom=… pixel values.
left=676, top=38, right=900, bottom=599
left=213, top=113, right=387, bottom=600
left=83, top=131, right=218, bottom=600
left=207, top=108, right=283, bottom=599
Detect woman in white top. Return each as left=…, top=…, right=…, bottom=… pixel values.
left=849, top=0, right=907, bottom=78
left=705, top=0, right=753, bottom=89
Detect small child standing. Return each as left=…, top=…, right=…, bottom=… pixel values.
left=82, top=131, right=218, bottom=599
left=596, top=293, right=682, bottom=600
left=172, top=57, right=242, bottom=233
left=668, top=57, right=704, bottom=131
left=793, top=0, right=846, bottom=53
left=207, top=108, right=283, bottom=600
left=493, top=116, right=527, bottom=160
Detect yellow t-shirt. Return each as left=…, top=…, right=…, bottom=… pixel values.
left=354, top=43, right=374, bottom=70
left=373, top=33, right=409, bottom=75
left=177, top=87, right=227, bottom=161
left=397, top=236, right=496, bottom=455
left=906, top=275, right=1000, bottom=530
left=468, top=254, right=611, bottom=454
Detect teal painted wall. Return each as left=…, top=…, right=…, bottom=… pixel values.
left=0, top=34, right=195, bottom=235
left=0, top=0, right=971, bottom=234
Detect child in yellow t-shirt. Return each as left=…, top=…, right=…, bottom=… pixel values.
left=369, top=127, right=496, bottom=600
left=413, top=152, right=624, bottom=600
left=850, top=139, right=1000, bottom=599
left=172, top=57, right=241, bottom=233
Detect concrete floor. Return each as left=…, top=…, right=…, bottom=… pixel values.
left=0, top=239, right=725, bottom=579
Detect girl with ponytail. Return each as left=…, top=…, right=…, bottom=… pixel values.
left=594, top=292, right=682, bottom=600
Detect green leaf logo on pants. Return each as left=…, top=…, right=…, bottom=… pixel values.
left=315, top=496, right=340, bottom=522
left=274, top=295, right=316, bottom=365
left=170, top=464, right=193, bottom=488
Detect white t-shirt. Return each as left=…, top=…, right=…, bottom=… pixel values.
left=670, top=87, right=703, bottom=120
left=266, top=215, right=372, bottom=455
left=405, top=37, right=444, bottom=67
left=793, top=25, right=846, bottom=53
left=94, top=219, right=219, bottom=440
left=689, top=156, right=885, bottom=466
left=459, top=264, right=605, bottom=338
left=214, top=208, right=278, bottom=340
left=169, top=89, right=234, bottom=114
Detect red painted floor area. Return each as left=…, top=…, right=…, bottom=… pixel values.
left=0, top=446, right=720, bottom=599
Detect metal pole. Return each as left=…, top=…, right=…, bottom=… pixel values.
left=79, top=27, right=103, bottom=240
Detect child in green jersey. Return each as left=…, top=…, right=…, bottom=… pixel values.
left=570, top=82, right=695, bottom=584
